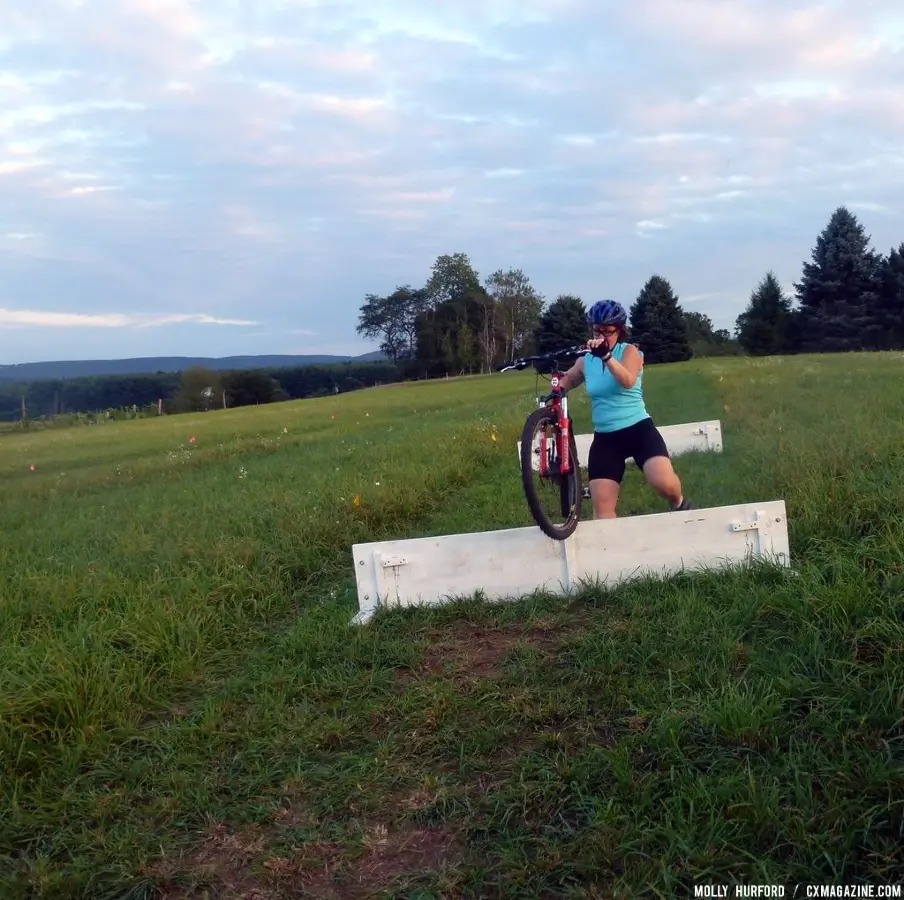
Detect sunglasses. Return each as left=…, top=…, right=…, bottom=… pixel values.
left=593, top=326, right=619, bottom=336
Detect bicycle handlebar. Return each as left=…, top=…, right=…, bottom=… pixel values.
left=495, top=344, right=588, bottom=373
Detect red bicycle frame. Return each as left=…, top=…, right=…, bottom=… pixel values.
left=496, top=342, right=588, bottom=541
left=537, top=367, right=571, bottom=478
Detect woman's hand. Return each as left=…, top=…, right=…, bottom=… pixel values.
left=586, top=336, right=612, bottom=361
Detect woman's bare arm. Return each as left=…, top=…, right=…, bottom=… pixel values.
left=605, top=344, right=643, bottom=388
left=557, top=355, right=585, bottom=392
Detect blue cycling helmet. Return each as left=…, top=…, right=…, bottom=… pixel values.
left=587, top=299, right=628, bottom=327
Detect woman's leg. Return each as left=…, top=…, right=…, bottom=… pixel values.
left=587, top=433, right=627, bottom=519
left=641, top=456, right=689, bottom=509
left=631, top=419, right=693, bottom=510
left=589, top=478, right=621, bottom=519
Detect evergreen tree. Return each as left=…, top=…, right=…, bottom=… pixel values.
left=734, top=271, right=795, bottom=356
left=534, top=294, right=588, bottom=354
left=793, top=206, right=881, bottom=353
left=872, top=244, right=904, bottom=350
left=629, top=275, right=692, bottom=364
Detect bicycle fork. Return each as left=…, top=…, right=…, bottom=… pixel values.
left=537, top=375, right=570, bottom=479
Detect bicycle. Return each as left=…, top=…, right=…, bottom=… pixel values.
left=497, top=343, right=593, bottom=540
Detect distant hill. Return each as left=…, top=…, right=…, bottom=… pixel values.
left=0, top=351, right=388, bottom=382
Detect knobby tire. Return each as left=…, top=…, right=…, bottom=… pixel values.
left=519, top=405, right=583, bottom=541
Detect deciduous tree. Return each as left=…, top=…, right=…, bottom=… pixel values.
left=485, top=267, right=544, bottom=362
left=173, top=366, right=222, bottom=412
left=356, top=292, right=408, bottom=362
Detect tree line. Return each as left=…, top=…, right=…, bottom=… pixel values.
left=0, top=361, right=402, bottom=423
left=734, top=206, right=904, bottom=355
left=356, top=254, right=740, bottom=375
left=357, top=205, right=904, bottom=370
left=5, top=204, right=902, bottom=424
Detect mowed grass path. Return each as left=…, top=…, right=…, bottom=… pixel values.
left=2, top=354, right=903, bottom=898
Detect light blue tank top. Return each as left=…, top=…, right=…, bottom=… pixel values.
left=584, top=342, right=650, bottom=433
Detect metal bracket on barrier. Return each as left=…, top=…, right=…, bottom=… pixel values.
left=731, top=520, right=760, bottom=532
left=371, top=553, right=409, bottom=606
left=730, top=510, right=785, bottom=563
left=380, top=555, right=409, bottom=569
left=693, top=423, right=721, bottom=446
left=731, top=510, right=781, bottom=534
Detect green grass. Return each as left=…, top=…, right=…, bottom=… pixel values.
left=2, top=354, right=903, bottom=899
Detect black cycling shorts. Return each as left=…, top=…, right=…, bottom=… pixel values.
left=587, top=416, right=670, bottom=484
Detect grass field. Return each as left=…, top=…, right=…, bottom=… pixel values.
left=2, top=353, right=903, bottom=899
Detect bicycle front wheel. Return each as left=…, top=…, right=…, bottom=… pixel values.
left=519, top=405, right=583, bottom=540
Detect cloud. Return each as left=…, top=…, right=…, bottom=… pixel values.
left=0, top=308, right=256, bottom=328
left=1, top=0, right=903, bottom=363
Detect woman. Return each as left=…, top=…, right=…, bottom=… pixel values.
left=556, top=299, right=693, bottom=519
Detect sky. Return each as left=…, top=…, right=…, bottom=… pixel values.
left=1, top=0, right=903, bottom=365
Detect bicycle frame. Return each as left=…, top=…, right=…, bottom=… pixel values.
left=497, top=343, right=588, bottom=540
left=537, top=367, right=571, bottom=479
left=497, top=343, right=585, bottom=478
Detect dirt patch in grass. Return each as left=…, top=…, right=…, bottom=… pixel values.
left=270, top=800, right=320, bottom=831
left=294, top=823, right=458, bottom=898
left=151, top=822, right=274, bottom=898
left=399, top=613, right=593, bottom=683
left=152, top=818, right=459, bottom=900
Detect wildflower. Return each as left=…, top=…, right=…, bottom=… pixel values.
left=353, top=495, right=361, bottom=508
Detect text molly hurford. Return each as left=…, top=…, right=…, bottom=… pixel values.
left=694, top=885, right=902, bottom=898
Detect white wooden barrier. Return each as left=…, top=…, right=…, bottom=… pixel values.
left=350, top=499, right=789, bottom=625
left=517, top=419, right=722, bottom=471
